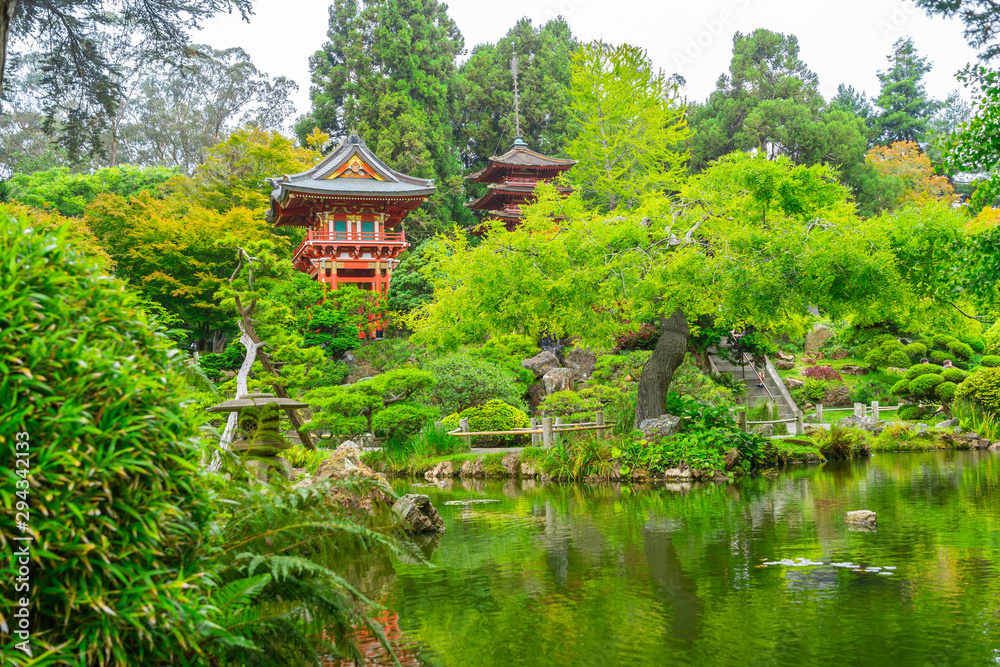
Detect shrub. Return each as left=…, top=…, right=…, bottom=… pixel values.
left=810, top=425, right=871, bottom=460
left=903, top=342, right=928, bottom=360
left=615, top=323, right=660, bottom=350
left=802, top=365, right=842, bottom=381
left=959, top=333, right=986, bottom=353
left=353, top=338, right=422, bottom=372
left=933, top=333, right=957, bottom=348
left=898, top=404, right=929, bottom=420
left=592, top=350, right=651, bottom=384
left=985, top=323, right=1000, bottom=354
left=198, top=339, right=246, bottom=382
left=803, top=378, right=827, bottom=402
left=891, top=379, right=911, bottom=395
left=909, top=372, right=944, bottom=397
left=929, top=350, right=955, bottom=364
left=886, top=350, right=912, bottom=369
left=906, top=363, right=943, bottom=380
left=302, top=357, right=350, bottom=390
left=935, top=381, right=958, bottom=402
left=442, top=399, right=531, bottom=446
left=283, top=445, right=336, bottom=473
left=980, top=355, right=1000, bottom=368
left=425, top=353, right=525, bottom=413
left=849, top=379, right=892, bottom=404
left=0, top=211, right=214, bottom=663
left=539, top=385, right=619, bottom=421
left=946, top=340, right=974, bottom=360
left=955, top=367, right=1000, bottom=414
left=942, top=367, right=968, bottom=383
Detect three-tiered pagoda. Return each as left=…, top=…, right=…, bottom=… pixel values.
left=266, top=134, right=434, bottom=297
left=466, top=137, right=575, bottom=228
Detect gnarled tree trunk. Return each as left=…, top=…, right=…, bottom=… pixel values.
left=634, top=308, right=689, bottom=429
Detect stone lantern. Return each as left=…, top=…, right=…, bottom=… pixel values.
left=205, top=392, right=309, bottom=480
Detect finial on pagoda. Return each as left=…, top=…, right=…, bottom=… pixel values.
left=510, top=54, right=521, bottom=139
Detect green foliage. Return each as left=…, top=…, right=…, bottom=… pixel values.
left=955, top=366, right=1000, bottom=414
left=809, top=425, right=872, bottom=460
left=282, top=445, right=336, bottom=473
left=909, top=372, right=945, bottom=397
left=864, top=338, right=906, bottom=369
left=959, top=332, right=986, bottom=353
left=981, top=355, right=1000, bottom=368
left=402, top=422, right=468, bottom=459
left=942, top=367, right=969, bottom=383
left=946, top=339, right=974, bottom=360
left=898, top=404, right=933, bottom=420
left=2, top=165, right=177, bottom=216
left=566, top=41, right=689, bottom=211
left=849, top=379, right=893, bottom=404
left=198, top=339, right=247, bottom=382
left=904, top=341, right=928, bottom=359
left=353, top=338, right=422, bottom=372
left=886, top=350, right=913, bottom=368
left=539, top=385, right=619, bottom=421
left=467, top=334, right=539, bottom=392
left=906, top=363, right=944, bottom=380
left=424, top=353, right=525, bottom=413
left=891, top=378, right=911, bottom=395
left=385, top=241, right=437, bottom=312
left=985, top=323, right=1000, bottom=354
left=306, top=368, right=437, bottom=441
left=872, top=38, right=935, bottom=145
left=301, top=358, right=350, bottom=390
left=442, top=399, right=531, bottom=446
left=952, top=399, right=1000, bottom=441
left=935, top=381, right=958, bottom=402
left=803, top=378, right=828, bottom=402
left=0, top=212, right=214, bottom=663
left=933, top=333, right=957, bottom=347
left=929, top=349, right=955, bottom=364
left=592, top=351, right=652, bottom=384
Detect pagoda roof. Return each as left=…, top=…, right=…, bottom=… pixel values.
left=267, top=134, right=435, bottom=224
left=467, top=182, right=572, bottom=211
left=467, top=138, right=576, bottom=183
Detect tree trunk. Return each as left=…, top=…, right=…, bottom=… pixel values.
left=0, top=0, right=16, bottom=109
left=634, top=308, right=690, bottom=429
left=211, top=330, right=228, bottom=353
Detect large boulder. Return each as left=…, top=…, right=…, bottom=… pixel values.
left=839, top=365, right=867, bottom=376
left=845, top=510, right=877, bottom=527
left=786, top=378, right=805, bottom=390
left=502, top=451, right=521, bottom=476
left=460, top=456, right=486, bottom=478
left=773, top=358, right=795, bottom=371
left=392, top=494, right=445, bottom=533
left=805, top=324, right=833, bottom=353
left=823, top=384, right=851, bottom=407
left=304, top=441, right=394, bottom=512
left=639, top=414, right=681, bottom=440
left=527, top=382, right=547, bottom=410
left=521, top=350, right=561, bottom=379
left=542, top=367, right=576, bottom=395
left=565, top=346, right=597, bottom=379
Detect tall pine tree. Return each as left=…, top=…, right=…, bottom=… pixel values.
left=873, top=38, right=936, bottom=145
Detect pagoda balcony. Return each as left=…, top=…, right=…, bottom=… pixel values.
left=500, top=176, right=544, bottom=188
left=293, top=229, right=408, bottom=267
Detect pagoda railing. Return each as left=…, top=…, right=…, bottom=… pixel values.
left=303, top=229, right=406, bottom=244
left=501, top=177, right=543, bottom=188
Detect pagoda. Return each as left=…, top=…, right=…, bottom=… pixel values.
left=466, top=137, right=576, bottom=227
left=266, top=134, right=434, bottom=297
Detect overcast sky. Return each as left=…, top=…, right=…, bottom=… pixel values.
left=198, top=0, right=980, bottom=124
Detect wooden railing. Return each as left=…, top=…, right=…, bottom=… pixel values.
left=445, top=412, right=614, bottom=449
left=303, top=229, right=406, bottom=244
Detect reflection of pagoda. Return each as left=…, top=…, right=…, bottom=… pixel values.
left=465, top=54, right=575, bottom=228
left=466, top=137, right=575, bottom=227
left=266, top=134, right=434, bottom=296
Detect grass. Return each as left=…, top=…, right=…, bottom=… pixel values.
left=952, top=400, right=1000, bottom=441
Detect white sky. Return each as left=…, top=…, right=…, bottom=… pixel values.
left=198, top=0, right=980, bottom=124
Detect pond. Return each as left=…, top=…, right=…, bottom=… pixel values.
left=349, top=451, right=1000, bottom=666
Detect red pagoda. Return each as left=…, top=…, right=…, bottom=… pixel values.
left=466, top=137, right=575, bottom=227
left=266, top=134, right=434, bottom=297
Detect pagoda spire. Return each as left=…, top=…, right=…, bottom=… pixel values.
left=510, top=54, right=521, bottom=139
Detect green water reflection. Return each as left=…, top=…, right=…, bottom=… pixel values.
left=367, top=451, right=1000, bottom=666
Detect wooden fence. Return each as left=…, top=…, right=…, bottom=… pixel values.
left=445, top=411, right=614, bottom=448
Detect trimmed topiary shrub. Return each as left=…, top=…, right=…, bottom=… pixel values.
left=442, top=399, right=531, bottom=445
left=980, top=355, right=1000, bottom=368
left=909, top=373, right=944, bottom=396
left=906, top=363, right=943, bottom=380
left=942, top=367, right=968, bottom=383
left=985, top=323, right=1000, bottom=354
left=898, top=404, right=930, bottom=420
left=929, top=350, right=954, bottom=364
left=933, top=333, right=957, bottom=348
left=946, top=340, right=974, bottom=360
left=891, top=379, right=911, bottom=395
left=425, top=353, right=525, bottom=413
left=903, top=342, right=927, bottom=360
left=886, top=350, right=912, bottom=369
left=955, top=367, right=1000, bottom=414
left=959, top=333, right=986, bottom=353
left=0, top=211, right=215, bottom=663
left=935, top=381, right=958, bottom=402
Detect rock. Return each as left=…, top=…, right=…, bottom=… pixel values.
left=839, top=365, right=867, bottom=376
left=990, top=442, right=1000, bottom=451
left=639, top=414, right=682, bottom=440
left=774, top=358, right=795, bottom=370
left=424, top=460, right=454, bottom=480
left=776, top=350, right=795, bottom=362
left=753, top=423, right=774, bottom=437
left=342, top=351, right=356, bottom=364
left=392, top=494, right=445, bottom=534
left=521, top=350, right=561, bottom=379
left=502, top=451, right=521, bottom=476
left=564, top=346, right=597, bottom=379
left=936, top=418, right=959, bottom=428
left=785, top=378, right=805, bottom=390
left=521, top=462, right=538, bottom=478
left=823, top=384, right=851, bottom=407
left=542, top=367, right=575, bottom=395
left=845, top=510, right=877, bottom=526
left=527, top=382, right=547, bottom=410
left=724, top=447, right=741, bottom=471
left=830, top=349, right=851, bottom=360
left=663, top=467, right=682, bottom=479
left=805, top=324, right=833, bottom=353
left=460, top=456, right=486, bottom=478
left=884, top=367, right=909, bottom=376
left=975, top=439, right=992, bottom=449
left=713, top=470, right=730, bottom=481
left=304, top=441, right=394, bottom=512
left=272, top=456, right=294, bottom=480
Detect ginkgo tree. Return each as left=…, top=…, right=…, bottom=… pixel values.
left=414, top=152, right=910, bottom=427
